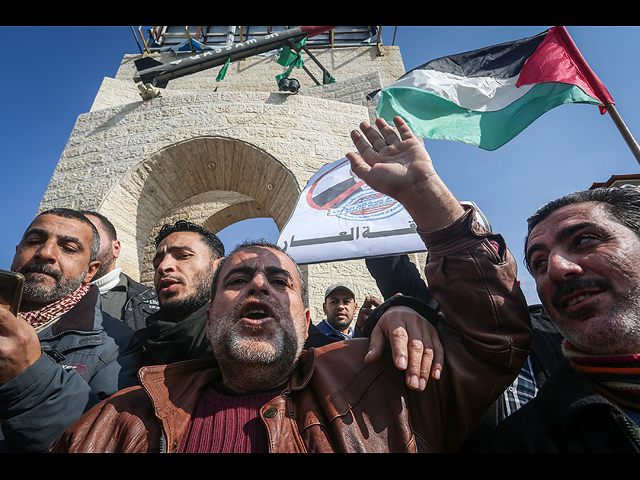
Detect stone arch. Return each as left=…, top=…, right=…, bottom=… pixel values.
left=98, top=135, right=300, bottom=284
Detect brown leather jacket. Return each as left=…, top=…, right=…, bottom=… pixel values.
left=48, top=207, right=531, bottom=453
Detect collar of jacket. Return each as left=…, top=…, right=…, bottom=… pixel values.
left=138, top=347, right=318, bottom=406
left=534, top=359, right=619, bottom=428
left=138, top=338, right=390, bottom=415
left=138, top=339, right=396, bottom=452
left=41, top=285, right=102, bottom=337
left=36, top=286, right=106, bottom=361
left=135, top=348, right=319, bottom=452
left=135, top=303, right=212, bottom=365
left=123, top=273, right=158, bottom=300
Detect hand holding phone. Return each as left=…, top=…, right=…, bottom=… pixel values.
left=0, top=270, right=43, bottom=386
left=0, top=270, right=24, bottom=316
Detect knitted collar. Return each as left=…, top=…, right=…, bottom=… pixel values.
left=563, top=340, right=640, bottom=410
left=20, top=283, right=91, bottom=332
left=90, top=267, right=122, bottom=294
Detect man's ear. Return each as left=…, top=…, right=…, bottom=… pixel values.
left=112, top=239, right=121, bottom=260
left=211, top=256, right=224, bottom=271
left=84, top=260, right=101, bottom=283
left=303, top=308, right=311, bottom=340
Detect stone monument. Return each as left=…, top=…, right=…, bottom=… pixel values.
left=37, top=26, right=427, bottom=323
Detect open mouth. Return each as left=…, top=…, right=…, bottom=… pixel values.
left=552, top=278, right=611, bottom=313
left=245, top=308, right=270, bottom=320
left=239, top=300, right=276, bottom=326
left=565, top=292, right=597, bottom=307
left=560, top=289, right=604, bottom=311
left=157, top=276, right=182, bottom=296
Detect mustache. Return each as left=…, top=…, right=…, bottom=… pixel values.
left=159, top=274, right=183, bottom=282
left=551, top=277, right=612, bottom=310
left=18, top=262, right=63, bottom=282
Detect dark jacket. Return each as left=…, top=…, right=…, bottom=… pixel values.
left=0, top=285, right=143, bottom=452
left=100, top=272, right=159, bottom=331
left=458, top=304, right=564, bottom=451
left=136, top=303, right=213, bottom=366
left=49, top=207, right=532, bottom=453
left=481, top=359, right=640, bottom=452
left=122, top=274, right=160, bottom=330
left=365, top=253, right=438, bottom=310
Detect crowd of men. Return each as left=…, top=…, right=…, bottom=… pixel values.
left=2, top=116, right=640, bottom=452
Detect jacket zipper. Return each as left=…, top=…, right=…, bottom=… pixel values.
left=619, top=414, right=640, bottom=451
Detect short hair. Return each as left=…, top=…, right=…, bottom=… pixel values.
left=80, top=210, right=117, bottom=242
left=210, top=239, right=308, bottom=308
left=34, top=208, right=100, bottom=262
left=155, top=220, right=224, bottom=259
left=524, top=186, right=640, bottom=273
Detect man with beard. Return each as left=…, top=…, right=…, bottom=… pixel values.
left=135, top=221, right=356, bottom=366
left=482, top=187, right=640, bottom=452
left=317, top=283, right=361, bottom=340
left=49, top=117, right=531, bottom=453
left=135, top=220, right=225, bottom=365
left=0, top=208, right=142, bottom=452
left=82, top=211, right=159, bottom=331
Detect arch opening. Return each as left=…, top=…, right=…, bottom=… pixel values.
left=98, top=135, right=300, bottom=284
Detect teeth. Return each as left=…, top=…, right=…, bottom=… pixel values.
left=245, top=308, right=269, bottom=319
left=566, top=293, right=593, bottom=307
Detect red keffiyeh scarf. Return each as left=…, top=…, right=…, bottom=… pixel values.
left=563, top=340, right=640, bottom=410
left=20, top=283, right=91, bottom=331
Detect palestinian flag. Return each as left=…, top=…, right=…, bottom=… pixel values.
left=375, top=26, right=614, bottom=150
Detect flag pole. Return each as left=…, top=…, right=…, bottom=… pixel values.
left=605, top=102, right=640, bottom=167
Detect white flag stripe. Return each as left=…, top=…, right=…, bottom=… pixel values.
left=377, top=69, right=534, bottom=112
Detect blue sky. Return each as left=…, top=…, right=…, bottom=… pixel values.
left=1, top=26, right=639, bottom=305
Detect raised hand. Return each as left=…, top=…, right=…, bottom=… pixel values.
left=347, top=116, right=435, bottom=203
left=346, top=116, right=464, bottom=230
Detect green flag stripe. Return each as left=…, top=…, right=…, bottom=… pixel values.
left=377, top=82, right=602, bottom=150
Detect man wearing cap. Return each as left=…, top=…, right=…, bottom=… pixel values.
left=318, top=283, right=361, bottom=340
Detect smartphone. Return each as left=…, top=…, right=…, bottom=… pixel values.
left=0, top=270, right=24, bottom=316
